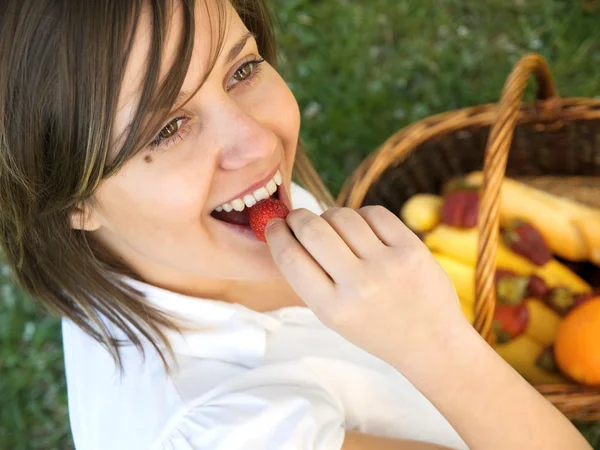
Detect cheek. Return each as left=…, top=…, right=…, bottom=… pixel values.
left=94, top=160, right=210, bottom=233
left=257, top=70, right=301, bottom=167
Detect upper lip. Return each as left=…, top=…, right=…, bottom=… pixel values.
left=214, top=165, right=280, bottom=209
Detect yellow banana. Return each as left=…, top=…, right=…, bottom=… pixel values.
left=431, top=251, right=474, bottom=324
left=466, top=172, right=600, bottom=261
left=400, top=194, right=443, bottom=233
left=495, top=334, right=568, bottom=385
left=524, top=298, right=561, bottom=347
left=431, top=252, right=475, bottom=306
left=536, top=261, right=590, bottom=294
left=424, top=225, right=590, bottom=293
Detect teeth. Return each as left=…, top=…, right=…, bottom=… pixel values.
left=215, top=170, right=282, bottom=213
left=231, top=198, right=245, bottom=212
left=266, top=180, right=277, bottom=195
left=243, top=195, right=257, bottom=208
left=253, top=187, right=270, bottom=202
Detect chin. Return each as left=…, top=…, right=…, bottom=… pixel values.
left=223, top=254, right=283, bottom=282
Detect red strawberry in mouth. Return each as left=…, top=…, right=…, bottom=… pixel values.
left=248, top=199, right=290, bottom=242
left=211, top=186, right=281, bottom=228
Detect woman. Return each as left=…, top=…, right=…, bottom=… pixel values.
left=0, top=0, right=592, bottom=449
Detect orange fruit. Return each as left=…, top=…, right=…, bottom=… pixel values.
left=554, top=298, right=600, bottom=386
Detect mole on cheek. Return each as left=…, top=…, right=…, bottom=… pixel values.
left=144, top=155, right=153, bottom=163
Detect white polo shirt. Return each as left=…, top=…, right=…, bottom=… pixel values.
left=62, top=184, right=468, bottom=450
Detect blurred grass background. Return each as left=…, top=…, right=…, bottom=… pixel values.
left=2, top=0, right=600, bottom=448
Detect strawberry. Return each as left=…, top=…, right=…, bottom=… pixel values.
left=493, top=303, right=529, bottom=343
left=248, top=199, right=290, bottom=242
left=527, top=274, right=550, bottom=298
left=441, top=189, right=480, bottom=228
left=502, top=220, right=551, bottom=266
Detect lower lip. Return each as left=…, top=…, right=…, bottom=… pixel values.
left=217, top=221, right=258, bottom=240
left=211, top=183, right=292, bottom=241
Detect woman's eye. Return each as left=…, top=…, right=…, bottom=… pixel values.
left=233, top=63, right=253, bottom=82
left=158, top=119, right=179, bottom=140
left=149, top=116, right=187, bottom=150
left=228, top=58, right=265, bottom=89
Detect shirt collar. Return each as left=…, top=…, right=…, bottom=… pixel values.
left=123, top=277, right=282, bottom=368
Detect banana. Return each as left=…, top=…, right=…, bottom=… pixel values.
left=424, top=225, right=591, bottom=293
left=495, top=334, right=568, bottom=385
left=524, top=298, right=561, bottom=347
left=431, top=252, right=475, bottom=306
left=400, top=194, right=443, bottom=233
left=535, top=261, right=591, bottom=294
left=466, top=172, right=600, bottom=262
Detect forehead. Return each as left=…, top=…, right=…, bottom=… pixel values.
left=113, top=0, right=244, bottom=146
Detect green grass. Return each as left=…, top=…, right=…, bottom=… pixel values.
left=275, top=0, right=600, bottom=195
left=2, top=0, right=600, bottom=448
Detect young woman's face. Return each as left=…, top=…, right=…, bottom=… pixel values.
left=85, top=1, right=301, bottom=286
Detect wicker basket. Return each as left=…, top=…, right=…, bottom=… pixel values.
left=337, top=53, right=600, bottom=421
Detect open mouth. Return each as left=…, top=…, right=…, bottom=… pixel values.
left=210, top=170, right=282, bottom=227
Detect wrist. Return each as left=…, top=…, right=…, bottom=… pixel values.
left=386, top=318, right=485, bottom=387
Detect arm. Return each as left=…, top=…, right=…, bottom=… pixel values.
left=386, top=320, right=590, bottom=450
left=266, top=206, right=592, bottom=450
left=342, top=431, right=455, bottom=450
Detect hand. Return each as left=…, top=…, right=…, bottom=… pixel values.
left=265, top=206, right=469, bottom=365
left=266, top=207, right=594, bottom=450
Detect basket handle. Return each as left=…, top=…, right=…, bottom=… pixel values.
left=474, top=53, right=559, bottom=342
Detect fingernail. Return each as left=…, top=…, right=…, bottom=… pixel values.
left=265, top=218, right=284, bottom=234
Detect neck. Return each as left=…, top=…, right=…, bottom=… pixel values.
left=93, top=233, right=306, bottom=312
left=136, top=269, right=306, bottom=312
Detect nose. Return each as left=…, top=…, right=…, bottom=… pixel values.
left=214, top=101, right=277, bottom=171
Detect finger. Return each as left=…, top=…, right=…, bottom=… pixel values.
left=320, top=207, right=385, bottom=259
left=357, top=205, right=422, bottom=248
left=285, top=208, right=360, bottom=282
left=265, top=218, right=335, bottom=303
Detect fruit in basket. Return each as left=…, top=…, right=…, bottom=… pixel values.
left=573, top=291, right=598, bottom=308
left=502, top=220, right=552, bottom=266
left=554, top=298, right=600, bottom=386
left=572, top=217, right=600, bottom=266
left=496, top=275, right=529, bottom=305
left=545, top=287, right=576, bottom=316
left=535, top=261, right=591, bottom=294
left=405, top=171, right=600, bottom=388
left=441, top=189, right=480, bottom=228
left=524, top=299, right=561, bottom=347
left=430, top=253, right=475, bottom=324
left=526, top=274, right=550, bottom=298
left=536, top=346, right=559, bottom=374
left=425, top=226, right=535, bottom=276
left=431, top=252, right=474, bottom=305
left=399, top=193, right=443, bottom=233
left=493, top=303, right=529, bottom=343
left=543, top=287, right=598, bottom=317
left=495, top=334, right=568, bottom=385
left=424, top=225, right=591, bottom=293
left=466, top=171, right=600, bottom=263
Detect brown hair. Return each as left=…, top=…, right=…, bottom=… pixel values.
left=0, top=0, right=332, bottom=370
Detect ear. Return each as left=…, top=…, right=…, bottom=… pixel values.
left=70, top=202, right=102, bottom=231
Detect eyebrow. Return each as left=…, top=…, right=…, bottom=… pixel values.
left=225, top=31, right=255, bottom=65
left=167, top=32, right=255, bottom=110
